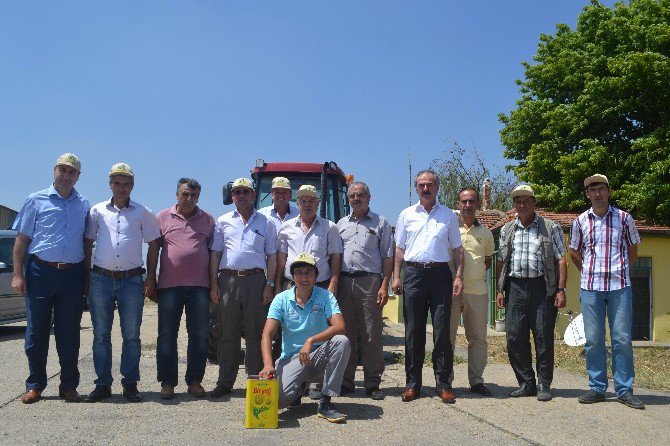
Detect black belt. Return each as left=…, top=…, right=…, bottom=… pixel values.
left=220, top=268, right=264, bottom=277
left=32, top=255, right=78, bottom=270
left=406, top=261, right=449, bottom=269
left=341, top=271, right=377, bottom=278
left=92, top=265, right=145, bottom=279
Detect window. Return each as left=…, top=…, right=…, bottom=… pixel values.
left=0, top=238, right=14, bottom=271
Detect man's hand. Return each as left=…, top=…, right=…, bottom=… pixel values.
left=11, top=273, right=26, bottom=295
left=299, top=338, right=313, bottom=365
left=496, top=292, right=505, bottom=309
left=144, top=278, right=158, bottom=303
left=262, top=285, right=273, bottom=306
left=555, top=290, right=566, bottom=308
left=377, top=286, right=389, bottom=308
left=259, top=365, right=276, bottom=380
left=452, top=277, right=463, bottom=297
left=392, top=277, right=402, bottom=295
left=210, top=284, right=220, bottom=304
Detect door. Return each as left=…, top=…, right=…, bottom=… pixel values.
left=630, top=257, right=652, bottom=341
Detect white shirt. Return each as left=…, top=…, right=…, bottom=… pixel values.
left=395, top=202, right=462, bottom=262
left=85, top=198, right=161, bottom=271
left=258, top=204, right=299, bottom=233
left=211, top=209, right=277, bottom=270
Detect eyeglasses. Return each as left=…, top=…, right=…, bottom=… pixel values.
left=233, top=189, right=252, bottom=196
left=348, top=192, right=369, bottom=199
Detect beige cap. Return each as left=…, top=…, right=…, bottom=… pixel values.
left=584, top=174, right=609, bottom=187
left=55, top=153, right=81, bottom=172
left=272, top=177, right=291, bottom=190
left=109, top=162, right=134, bottom=177
left=290, top=253, right=319, bottom=276
left=511, top=184, right=535, bottom=198
left=231, top=178, right=253, bottom=190
left=296, top=185, right=318, bottom=198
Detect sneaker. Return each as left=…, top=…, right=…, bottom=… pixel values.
left=578, top=390, right=606, bottom=404
left=317, top=400, right=347, bottom=423
left=308, top=388, right=323, bottom=400
left=339, top=386, right=355, bottom=396
left=365, top=387, right=385, bottom=401
left=122, top=384, right=142, bottom=403
left=617, top=391, right=645, bottom=410
left=160, top=385, right=175, bottom=400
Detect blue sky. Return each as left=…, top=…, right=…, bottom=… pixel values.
left=1, top=0, right=618, bottom=222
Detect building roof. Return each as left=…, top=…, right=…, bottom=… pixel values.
left=476, top=208, right=670, bottom=235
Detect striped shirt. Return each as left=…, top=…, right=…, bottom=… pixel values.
left=499, top=216, right=565, bottom=278
left=569, top=206, right=640, bottom=291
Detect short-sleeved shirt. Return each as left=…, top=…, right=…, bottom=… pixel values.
left=258, top=204, right=299, bottom=233
left=12, top=185, right=90, bottom=263
left=498, top=216, right=566, bottom=278
left=569, top=206, right=641, bottom=291
left=460, top=219, right=494, bottom=295
left=211, top=209, right=277, bottom=270
left=394, top=202, right=462, bottom=262
left=156, top=205, right=215, bottom=289
left=86, top=198, right=161, bottom=271
left=267, top=286, right=341, bottom=360
left=336, top=209, right=394, bottom=274
left=277, top=216, right=344, bottom=282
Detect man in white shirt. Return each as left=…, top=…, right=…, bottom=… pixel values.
left=258, top=176, right=299, bottom=232
left=392, top=169, right=464, bottom=404
left=84, top=163, right=161, bottom=403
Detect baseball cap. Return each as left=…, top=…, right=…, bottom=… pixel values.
left=272, top=177, right=291, bottom=190
left=55, top=153, right=81, bottom=172
left=232, top=178, right=254, bottom=190
left=584, top=174, right=609, bottom=188
left=290, top=253, right=319, bottom=276
left=109, top=162, right=134, bottom=177
left=296, top=185, right=318, bottom=198
left=511, top=184, right=535, bottom=198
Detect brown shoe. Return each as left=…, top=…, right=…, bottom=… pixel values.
left=437, top=388, right=456, bottom=404
left=401, top=387, right=420, bottom=402
left=20, top=390, right=41, bottom=404
left=59, top=388, right=82, bottom=403
left=187, top=382, right=206, bottom=398
left=160, top=385, right=175, bottom=400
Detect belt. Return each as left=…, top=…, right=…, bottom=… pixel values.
left=220, top=268, right=264, bottom=277
left=406, top=261, right=449, bottom=269
left=32, top=255, right=78, bottom=270
left=92, top=265, right=146, bottom=279
left=341, top=271, right=377, bottom=278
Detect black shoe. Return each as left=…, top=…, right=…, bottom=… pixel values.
left=122, top=384, right=142, bottom=403
left=509, top=383, right=537, bottom=398
left=537, top=384, right=552, bottom=402
left=317, top=400, right=347, bottom=423
left=578, top=390, right=606, bottom=404
left=339, top=386, right=355, bottom=396
left=287, top=396, right=302, bottom=409
left=210, top=384, right=232, bottom=398
left=617, top=391, right=645, bottom=410
left=365, top=387, right=385, bottom=401
left=308, top=389, right=323, bottom=400
left=85, top=386, right=112, bottom=403
left=470, top=383, right=492, bottom=396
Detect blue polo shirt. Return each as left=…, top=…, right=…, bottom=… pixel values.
left=267, top=286, right=341, bottom=360
left=12, top=185, right=90, bottom=263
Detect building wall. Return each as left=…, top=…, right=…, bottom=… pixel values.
left=0, top=205, right=18, bottom=230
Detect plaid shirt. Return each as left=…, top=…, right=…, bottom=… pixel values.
left=569, top=206, right=640, bottom=291
left=499, top=216, right=566, bottom=278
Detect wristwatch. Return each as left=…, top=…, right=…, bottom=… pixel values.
left=265, top=280, right=275, bottom=287
left=557, top=288, right=566, bottom=293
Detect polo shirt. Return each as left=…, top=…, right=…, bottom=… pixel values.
left=85, top=198, right=161, bottom=271
left=267, top=286, right=341, bottom=360
left=460, top=219, right=494, bottom=295
left=277, top=216, right=343, bottom=282
left=394, top=202, right=462, bottom=262
left=156, top=205, right=215, bottom=289
left=337, top=209, right=394, bottom=274
left=211, top=209, right=277, bottom=270
left=12, top=185, right=90, bottom=263
left=258, top=204, right=299, bottom=233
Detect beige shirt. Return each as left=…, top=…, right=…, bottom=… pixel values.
left=460, top=220, right=494, bottom=295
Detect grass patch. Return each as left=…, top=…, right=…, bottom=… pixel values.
left=456, top=334, right=670, bottom=391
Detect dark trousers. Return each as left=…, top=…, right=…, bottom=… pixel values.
left=505, top=277, right=557, bottom=387
left=24, top=257, right=84, bottom=392
left=403, top=264, right=453, bottom=391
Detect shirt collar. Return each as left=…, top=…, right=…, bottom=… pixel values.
left=348, top=208, right=373, bottom=221
left=288, top=286, right=318, bottom=306
left=587, top=206, right=613, bottom=219
left=514, top=214, right=539, bottom=229
left=459, top=215, right=480, bottom=228
left=233, top=208, right=257, bottom=220
left=48, top=184, right=79, bottom=201
left=170, top=204, right=202, bottom=220
left=108, top=197, right=135, bottom=210
left=414, top=201, right=441, bottom=214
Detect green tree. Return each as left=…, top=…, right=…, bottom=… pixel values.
left=430, top=142, right=516, bottom=210
left=499, top=0, right=670, bottom=223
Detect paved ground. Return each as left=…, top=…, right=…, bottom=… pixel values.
left=0, top=304, right=668, bottom=446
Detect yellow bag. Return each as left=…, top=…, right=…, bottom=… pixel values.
left=245, top=375, right=279, bottom=429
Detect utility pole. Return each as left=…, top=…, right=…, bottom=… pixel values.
left=409, top=146, right=413, bottom=206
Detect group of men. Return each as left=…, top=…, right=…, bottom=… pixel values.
left=11, top=153, right=645, bottom=426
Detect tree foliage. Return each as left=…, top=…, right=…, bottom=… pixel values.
left=499, top=0, right=670, bottom=223
left=430, top=142, right=516, bottom=210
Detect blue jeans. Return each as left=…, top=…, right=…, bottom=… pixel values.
left=580, top=286, right=635, bottom=397
left=24, top=257, right=84, bottom=392
left=156, top=286, right=209, bottom=387
left=88, top=271, right=144, bottom=386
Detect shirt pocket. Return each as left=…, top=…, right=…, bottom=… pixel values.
left=362, top=228, right=380, bottom=250
left=245, top=230, right=266, bottom=253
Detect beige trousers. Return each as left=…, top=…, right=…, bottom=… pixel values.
left=448, top=293, right=489, bottom=386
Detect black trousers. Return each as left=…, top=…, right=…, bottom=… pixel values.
left=505, top=277, right=558, bottom=387
left=403, top=264, right=453, bottom=391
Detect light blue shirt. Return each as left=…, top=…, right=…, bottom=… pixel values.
left=258, top=204, right=299, bottom=233
left=12, top=185, right=90, bottom=263
left=211, top=209, right=277, bottom=269
left=267, top=286, right=341, bottom=360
